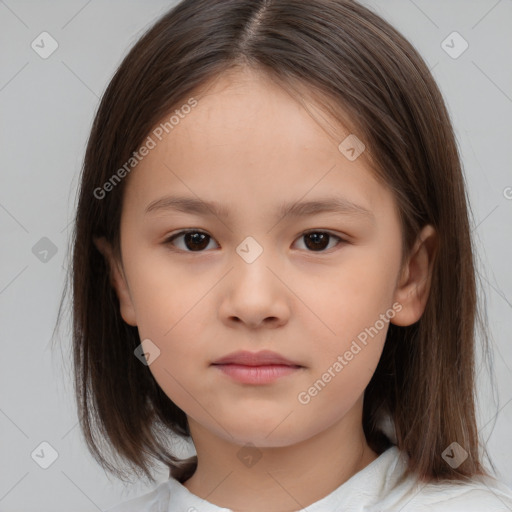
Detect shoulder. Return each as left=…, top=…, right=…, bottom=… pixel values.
left=104, top=479, right=171, bottom=512
left=367, top=445, right=512, bottom=511
left=385, top=475, right=512, bottom=512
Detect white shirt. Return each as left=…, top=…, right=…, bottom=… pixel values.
left=106, top=446, right=512, bottom=511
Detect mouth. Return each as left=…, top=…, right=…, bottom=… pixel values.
left=211, top=350, right=304, bottom=385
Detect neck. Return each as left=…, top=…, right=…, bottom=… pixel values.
left=182, top=401, right=378, bottom=512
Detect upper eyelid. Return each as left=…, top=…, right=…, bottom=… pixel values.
left=166, top=228, right=346, bottom=239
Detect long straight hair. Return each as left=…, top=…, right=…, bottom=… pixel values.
left=58, top=0, right=488, bottom=484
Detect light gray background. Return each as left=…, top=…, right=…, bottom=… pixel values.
left=1, top=1, right=511, bottom=510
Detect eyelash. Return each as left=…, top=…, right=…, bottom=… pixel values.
left=163, top=229, right=347, bottom=253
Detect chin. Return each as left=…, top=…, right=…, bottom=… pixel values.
left=216, top=417, right=307, bottom=448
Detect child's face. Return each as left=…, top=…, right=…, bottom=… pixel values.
left=102, top=68, right=423, bottom=448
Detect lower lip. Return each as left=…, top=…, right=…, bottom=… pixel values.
left=212, top=364, right=301, bottom=384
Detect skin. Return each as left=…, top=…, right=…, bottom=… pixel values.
left=95, top=67, right=437, bottom=512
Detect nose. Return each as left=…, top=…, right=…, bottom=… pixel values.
left=218, top=248, right=291, bottom=330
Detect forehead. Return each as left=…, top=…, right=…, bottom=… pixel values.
left=172, top=67, right=354, bottom=156
left=121, top=68, right=387, bottom=218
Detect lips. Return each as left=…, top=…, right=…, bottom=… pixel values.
left=211, top=350, right=302, bottom=367
left=211, top=350, right=303, bottom=385
left=212, top=350, right=304, bottom=386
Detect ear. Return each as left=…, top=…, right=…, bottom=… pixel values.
left=391, top=224, right=437, bottom=327
left=93, top=236, right=137, bottom=326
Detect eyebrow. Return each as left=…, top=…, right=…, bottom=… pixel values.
left=144, top=195, right=375, bottom=222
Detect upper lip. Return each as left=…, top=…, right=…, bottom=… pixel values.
left=211, top=350, right=302, bottom=367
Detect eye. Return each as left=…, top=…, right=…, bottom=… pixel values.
left=164, top=230, right=219, bottom=252
left=163, top=229, right=346, bottom=253
left=293, top=231, right=345, bottom=252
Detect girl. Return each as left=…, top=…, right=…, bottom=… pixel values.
left=64, top=0, right=512, bottom=510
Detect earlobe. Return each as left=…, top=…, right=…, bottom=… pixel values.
left=93, top=236, right=138, bottom=326
left=391, top=224, right=437, bottom=327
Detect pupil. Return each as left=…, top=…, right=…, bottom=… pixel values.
left=305, top=233, right=328, bottom=251
left=185, top=232, right=209, bottom=251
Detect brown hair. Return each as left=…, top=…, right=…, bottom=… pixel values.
left=57, top=0, right=490, bottom=485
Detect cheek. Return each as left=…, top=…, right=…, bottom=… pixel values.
left=123, top=251, right=216, bottom=399
left=293, top=248, right=399, bottom=402
left=300, top=252, right=400, bottom=341
left=134, top=298, right=213, bottom=418
left=126, top=248, right=216, bottom=334
left=294, top=297, right=392, bottom=436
